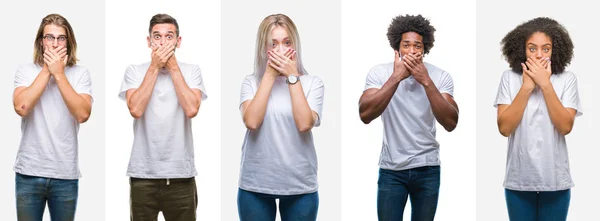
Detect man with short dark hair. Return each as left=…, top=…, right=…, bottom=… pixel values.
left=119, top=13, right=207, bottom=221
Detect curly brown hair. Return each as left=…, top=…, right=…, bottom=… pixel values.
left=501, top=17, right=574, bottom=74
left=387, top=14, right=435, bottom=54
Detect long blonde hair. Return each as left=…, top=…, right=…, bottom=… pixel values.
left=33, top=14, right=78, bottom=67
left=253, top=14, right=307, bottom=83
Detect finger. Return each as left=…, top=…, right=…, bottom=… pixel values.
left=546, top=61, right=552, bottom=72
left=289, top=51, right=297, bottom=61
left=403, top=60, right=415, bottom=69
left=165, top=51, right=175, bottom=60
left=268, top=53, right=283, bottom=67
left=63, top=55, right=68, bottom=64
left=57, top=47, right=67, bottom=55
left=283, top=48, right=293, bottom=58
left=268, top=51, right=286, bottom=64
left=395, top=51, right=400, bottom=62
left=44, top=52, right=55, bottom=62
left=521, top=63, right=528, bottom=72
left=404, top=54, right=418, bottom=67
left=268, top=61, right=283, bottom=73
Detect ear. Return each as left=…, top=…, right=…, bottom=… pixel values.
left=176, top=36, right=182, bottom=48
left=147, top=36, right=152, bottom=48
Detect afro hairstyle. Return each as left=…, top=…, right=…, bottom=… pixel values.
left=501, top=17, right=574, bottom=74
left=387, top=14, right=436, bottom=55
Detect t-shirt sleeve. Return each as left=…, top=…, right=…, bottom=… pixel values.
left=239, top=76, right=256, bottom=109
left=75, top=67, right=93, bottom=102
left=364, top=66, right=384, bottom=91
left=188, top=65, right=208, bottom=100
left=494, top=71, right=512, bottom=107
left=118, top=65, right=141, bottom=101
left=307, top=76, right=325, bottom=127
left=438, top=71, right=454, bottom=96
left=562, top=73, right=582, bottom=116
left=14, top=65, right=31, bottom=89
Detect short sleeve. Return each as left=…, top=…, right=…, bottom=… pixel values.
left=307, top=76, right=325, bottom=127
left=494, top=71, right=512, bottom=107
left=14, top=65, right=31, bottom=89
left=562, top=73, right=582, bottom=116
left=239, top=76, right=256, bottom=109
left=364, top=66, right=384, bottom=91
left=438, top=71, right=454, bottom=96
left=118, top=65, right=142, bottom=101
left=75, top=67, right=93, bottom=98
left=187, top=65, right=208, bottom=100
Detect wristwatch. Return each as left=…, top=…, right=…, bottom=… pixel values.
left=286, top=75, right=299, bottom=84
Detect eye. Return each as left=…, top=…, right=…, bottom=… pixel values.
left=167, top=35, right=173, bottom=40
left=543, top=48, right=550, bottom=53
left=528, top=48, right=536, bottom=52
left=403, top=44, right=409, bottom=48
left=416, top=45, right=422, bottom=49
left=154, top=35, right=161, bottom=39
left=285, top=41, right=291, bottom=46
left=58, top=36, right=67, bottom=41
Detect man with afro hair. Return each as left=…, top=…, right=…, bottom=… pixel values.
left=359, top=14, right=459, bottom=220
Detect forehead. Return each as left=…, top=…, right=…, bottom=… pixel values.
left=151, top=23, right=177, bottom=34
left=401, top=32, right=423, bottom=42
left=271, top=26, right=289, bottom=39
left=527, top=32, right=552, bottom=45
left=43, top=24, right=66, bottom=35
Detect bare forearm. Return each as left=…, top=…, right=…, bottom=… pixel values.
left=13, top=70, right=51, bottom=116
left=359, top=75, right=404, bottom=124
left=170, top=69, right=200, bottom=118
left=128, top=67, right=159, bottom=118
left=541, top=84, right=574, bottom=135
left=423, top=83, right=458, bottom=131
left=55, top=75, right=91, bottom=123
left=497, top=87, right=532, bottom=136
left=243, top=75, right=275, bottom=130
left=289, top=82, right=314, bottom=132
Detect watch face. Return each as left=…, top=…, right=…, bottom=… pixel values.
left=288, top=75, right=298, bottom=84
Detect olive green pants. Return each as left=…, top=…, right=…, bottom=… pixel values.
left=130, top=177, right=197, bottom=221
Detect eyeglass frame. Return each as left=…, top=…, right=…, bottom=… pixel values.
left=43, top=34, right=68, bottom=42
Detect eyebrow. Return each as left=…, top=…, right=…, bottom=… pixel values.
left=402, top=40, right=422, bottom=44
left=152, top=31, right=175, bottom=35
left=527, top=43, right=552, bottom=47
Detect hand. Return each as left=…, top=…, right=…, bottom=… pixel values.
left=403, top=52, right=431, bottom=86
left=523, top=57, right=551, bottom=87
left=43, top=46, right=67, bottom=76
left=267, top=49, right=297, bottom=77
left=391, top=50, right=410, bottom=82
left=520, top=63, right=535, bottom=90
left=150, top=42, right=175, bottom=70
left=166, top=53, right=180, bottom=73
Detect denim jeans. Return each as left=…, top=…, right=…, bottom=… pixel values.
left=377, top=166, right=441, bottom=221
left=130, top=177, right=197, bottom=221
left=15, top=173, right=78, bottom=221
left=505, top=188, right=570, bottom=221
left=237, top=188, right=319, bottom=221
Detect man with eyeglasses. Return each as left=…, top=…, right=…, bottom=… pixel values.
left=12, top=14, right=92, bottom=221
left=119, top=14, right=207, bottom=221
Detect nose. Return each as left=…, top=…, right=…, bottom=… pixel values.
left=409, top=46, right=416, bottom=54
left=536, top=50, right=543, bottom=59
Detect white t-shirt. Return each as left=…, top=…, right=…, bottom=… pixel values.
left=364, top=62, right=454, bottom=171
left=494, top=70, right=582, bottom=191
left=13, top=63, right=93, bottom=180
left=119, top=62, right=207, bottom=179
left=238, top=74, right=324, bottom=195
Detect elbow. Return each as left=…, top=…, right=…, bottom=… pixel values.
left=296, top=124, right=313, bottom=133
left=185, top=108, right=199, bottom=119
left=443, top=122, right=457, bottom=132
left=129, top=108, right=143, bottom=119
left=359, top=112, right=373, bottom=124
left=498, top=127, right=511, bottom=137
left=244, top=121, right=260, bottom=131
left=558, top=124, right=574, bottom=136
left=14, top=104, right=30, bottom=117
left=76, top=112, right=90, bottom=124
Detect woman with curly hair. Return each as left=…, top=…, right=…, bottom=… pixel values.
left=359, top=14, right=459, bottom=221
left=495, top=17, right=581, bottom=220
left=237, top=14, right=324, bottom=221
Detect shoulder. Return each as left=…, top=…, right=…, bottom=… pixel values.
left=178, top=62, right=202, bottom=73
left=370, top=62, right=393, bottom=73
left=424, top=62, right=449, bottom=76
left=16, top=63, right=41, bottom=74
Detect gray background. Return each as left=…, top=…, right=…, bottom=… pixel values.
left=476, top=0, right=598, bottom=220
left=0, top=0, right=106, bottom=220
left=220, top=0, right=342, bottom=220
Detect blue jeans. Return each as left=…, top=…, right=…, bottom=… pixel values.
left=505, top=188, right=570, bottom=221
left=15, top=173, right=78, bottom=221
left=377, top=166, right=441, bottom=221
left=237, top=188, right=319, bottom=221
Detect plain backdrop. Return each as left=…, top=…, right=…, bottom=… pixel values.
left=104, top=0, right=221, bottom=220
left=341, top=0, right=477, bottom=220
left=476, top=0, right=598, bottom=220
left=0, top=0, right=106, bottom=220
left=220, top=0, right=342, bottom=220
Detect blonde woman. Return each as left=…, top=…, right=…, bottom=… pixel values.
left=237, top=14, right=324, bottom=221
